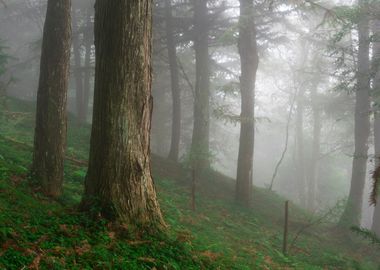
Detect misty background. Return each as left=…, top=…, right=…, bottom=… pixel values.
left=0, top=0, right=375, bottom=227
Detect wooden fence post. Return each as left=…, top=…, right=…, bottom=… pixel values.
left=283, top=200, right=289, bottom=255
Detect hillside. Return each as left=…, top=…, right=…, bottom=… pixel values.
left=0, top=98, right=379, bottom=269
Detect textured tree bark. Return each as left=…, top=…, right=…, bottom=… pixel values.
left=372, top=18, right=380, bottom=236
left=340, top=0, right=370, bottom=226
left=31, top=0, right=71, bottom=198
left=81, top=0, right=165, bottom=231
left=165, top=0, right=181, bottom=162
left=72, top=9, right=85, bottom=124
left=191, top=0, right=210, bottom=170
left=235, top=0, right=258, bottom=207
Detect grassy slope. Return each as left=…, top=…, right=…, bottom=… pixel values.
left=0, top=98, right=379, bottom=270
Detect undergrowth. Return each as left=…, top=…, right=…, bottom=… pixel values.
left=0, top=98, right=379, bottom=269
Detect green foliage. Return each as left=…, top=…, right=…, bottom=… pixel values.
left=0, top=98, right=379, bottom=269
left=351, top=226, right=380, bottom=246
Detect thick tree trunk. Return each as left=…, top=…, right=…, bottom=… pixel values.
left=191, top=0, right=210, bottom=170
left=372, top=19, right=380, bottom=236
left=72, top=9, right=85, bottom=124
left=235, top=0, right=258, bottom=207
left=340, top=0, right=370, bottom=226
left=81, top=0, right=165, bottom=231
left=307, top=84, right=321, bottom=211
left=165, top=0, right=181, bottom=162
left=31, top=0, right=71, bottom=198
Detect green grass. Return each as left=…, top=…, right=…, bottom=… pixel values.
left=0, top=97, right=379, bottom=269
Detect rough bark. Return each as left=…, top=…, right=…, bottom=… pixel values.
left=31, top=0, right=71, bottom=198
left=191, top=0, right=210, bottom=170
left=165, top=0, right=181, bottom=162
left=72, top=9, right=85, bottom=124
left=340, top=0, right=370, bottom=226
left=81, top=0, right=165, bottom=231
left=235, top=0, right=259, bottom=207
left=372, top=18, right=380, bottom=236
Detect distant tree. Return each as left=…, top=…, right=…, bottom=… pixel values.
left=307, top=75, right=321, bottom=211
left=80, top=0, right=165, bottom=231
left=31, top=0, right=71, bottom=197
left=295, top=40, right=308, bottom=207
left=340, top=0, right=370, bottom=226
left=72, top=8, right=85, bottom=124
left=0, top=40, right=9, bottom=114
left=82, top=7, right=93, bottom=123
left=235, top=0, right=258, bottom=206
left=191, top=0, right=211, bottom=171
left=165, top=0, right=181, bottom=162
left=71, top=3, right=94, bottom=124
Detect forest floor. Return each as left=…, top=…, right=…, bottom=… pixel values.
left=0, top=98, right=379, bottom=269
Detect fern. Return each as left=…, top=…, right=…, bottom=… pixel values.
left=351, top=226, right=380, bottom=246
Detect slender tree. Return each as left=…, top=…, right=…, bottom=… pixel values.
left=340, top=0, right=370, bottom=226
left=72, top=9, right=85, bottom=124
left=80, top=0, right=165, bottom=231
left=31, top=0, right=71, bottom=198
left=307, top=80, right=321, bottom=211
left=166, top=0, right=181, bottom=162
left=294, top=39, right=309, bottom=206
left=235, top=0, right=259, bottom=206
left=295, top=86, right=306, bottom=205
left=82, top=7, right=93, bottom=123
left=191, top=0, right=211, bottom=169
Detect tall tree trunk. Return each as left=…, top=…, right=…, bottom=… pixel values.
left=82, top=8, right=92, bottom=123
left=307, top=83, right=321, bottom=211
left=165, top=0, right=181, bottom=162
left=31, top=0, right=71, bottom=198
left=72, top=9, right=85, bottom=124
left=340, top=0, right=370, bottom=226
left=235, top=0, right=258, bottom=207
left=294, top=40, right=309, bottom=207
left=372, top=18, right=380, bottom=236
left=191, top=0, right=210, bottom=170
left=81, top=0, right=165, bottom=231
left=295, top=87, right=306, bottom=206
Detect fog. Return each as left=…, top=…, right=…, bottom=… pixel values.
left=1, top=0, right=380, bottom=268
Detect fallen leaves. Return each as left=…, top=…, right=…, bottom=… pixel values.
left=10, top=174, right=25, bottom=186
left=127, top=240, right=151, bottom=246
left=74, top=240, right=91, bottom=256
left=199, top=250, right=220, bottom=261
left=176, top=230, right=194, bottom=243
left=138, top=257, right=156, bottom=263
left=28, top=253, right=42, bottom=270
